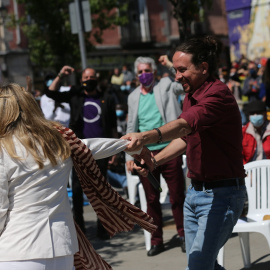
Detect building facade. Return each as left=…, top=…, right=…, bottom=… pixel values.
left=0, top=0, right=230, bottom=86
left=0, top=0, right=32, bottom=86
left=87, top=0, right=229, bottom=74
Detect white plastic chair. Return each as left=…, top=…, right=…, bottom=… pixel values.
left=139, top=154, right=187, bottom=250
left=182, top=154, right=187, bottom=180
left=125, top=164, right=140, bottom=205
left=218, top=160, right=270, bottom=268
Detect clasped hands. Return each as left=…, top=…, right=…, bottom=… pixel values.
left=122, top=132, right=155, bottom=177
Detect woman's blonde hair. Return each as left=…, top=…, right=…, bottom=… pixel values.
left=0, top=83, right=71, bottom=168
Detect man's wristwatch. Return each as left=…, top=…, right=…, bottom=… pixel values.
left=57, top=72, right=64, bottom=79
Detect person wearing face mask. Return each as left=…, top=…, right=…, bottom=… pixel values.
left=115, top=104, right=127, bottom=137
left=45, top=65, right=118, bottom=238
left=242, top=100, right=270, bottom=164
left=125, top=56, right=186, bottom=256
left=242, top=61, right=262, bottom=102
left=120, top=84, right=131, bottom=92
left=117, top=83, right=131, bottom=106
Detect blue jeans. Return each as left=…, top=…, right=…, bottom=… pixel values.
left=184, top=182, right=246, bottom=270
left=107, top=169, right=127, bottom=188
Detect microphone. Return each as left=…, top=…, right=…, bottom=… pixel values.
left=134, top=160, right=162, bottom=193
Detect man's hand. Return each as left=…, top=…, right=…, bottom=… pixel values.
left=108, top=154, right=117, bottom=165
left=126, top=148, right=154, bottom=177
left=133, top=161, right=149, bottom=177
left=59, top=66, right=74, bottom=77
left=158, top=55, right=173, bottom=68
left=126, top=160, right=135, bottom=173
left=121, top=132, right=144, bottom=152
left=132, top=147, right=154, bottom=171
left=49, top=65, right=74, bottom=91
left=132, top=147, right=155, bottom=177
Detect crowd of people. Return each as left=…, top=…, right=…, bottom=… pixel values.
left=219, top=56, right=270, bottom=123
left=1, top=34, right=270, bottom=270
left=219, top=56, right=270, bottom=176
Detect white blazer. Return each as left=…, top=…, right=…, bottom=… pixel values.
left=0, top=137, right=129, bottom=261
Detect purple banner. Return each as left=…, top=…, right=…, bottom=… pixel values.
left=225, top=0, right=252, bottom=12
left=225, top=0, right=252, bottom=60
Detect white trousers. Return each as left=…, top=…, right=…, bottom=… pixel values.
left=0, top=255, right=74, bottom=270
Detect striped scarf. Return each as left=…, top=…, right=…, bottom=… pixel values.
left=56, top=126, right=157, bottom=270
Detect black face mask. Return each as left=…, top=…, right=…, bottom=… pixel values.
left=249, top=68, right=257, bottom=78
left=81, top=79, right=98, bottom=93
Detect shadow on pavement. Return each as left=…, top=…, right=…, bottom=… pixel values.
left=242, top=255, right=270, bottom=270
left=85, top=223, right=145, bottom=263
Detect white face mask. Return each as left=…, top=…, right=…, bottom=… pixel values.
left=250, top=114, right=264, bottom=127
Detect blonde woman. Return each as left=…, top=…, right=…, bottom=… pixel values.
left=0, top=83, right=155, bottom=270
left=0, top=83, right=78, bottom=269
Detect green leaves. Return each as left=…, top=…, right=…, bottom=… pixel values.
left=90, top=0, right=128, bottom=43
left=11, top=0, right=128, bottom=71
left=168, top=0, right=213, bottom=41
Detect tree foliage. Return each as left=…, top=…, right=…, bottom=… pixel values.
left=90, top=0, right=128, bottom=43
left=168, top=0, right=213, bottom=41
left=14, top=0, right=128, bottom=71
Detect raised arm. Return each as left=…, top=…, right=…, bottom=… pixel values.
left=159, top=55, right=173, bottom=69
left=159, top=55, right=176, bottom=76
left=49, top=65, right=74, bottom=92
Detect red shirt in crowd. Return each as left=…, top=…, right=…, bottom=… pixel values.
left=180, top=77, right=246, bottom=182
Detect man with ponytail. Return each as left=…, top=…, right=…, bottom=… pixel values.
left=123, top=35, right=246, bottom=270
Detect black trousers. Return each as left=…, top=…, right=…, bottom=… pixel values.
left=72, top=158, right=109, bottom=233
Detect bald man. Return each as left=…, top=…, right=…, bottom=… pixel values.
left=45, top=66, right=117, bottom=238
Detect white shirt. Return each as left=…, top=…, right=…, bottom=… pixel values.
left=40, top=86, right=71, bottom=127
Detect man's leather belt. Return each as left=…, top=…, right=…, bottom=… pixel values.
left=191, top=178, right=245, bottom=191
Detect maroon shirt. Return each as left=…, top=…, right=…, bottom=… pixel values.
left=180, top=77, right=245, bottom=182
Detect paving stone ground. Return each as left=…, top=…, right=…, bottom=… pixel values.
left=83, top=201, right=270, bottom=270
